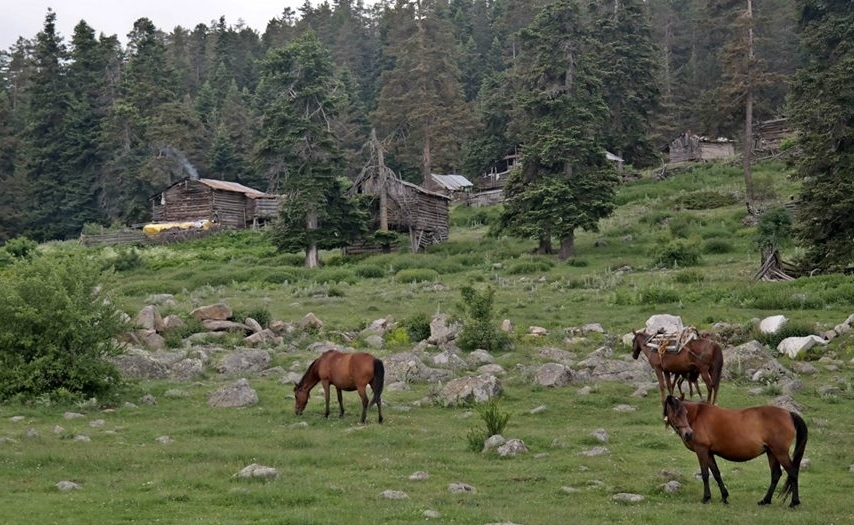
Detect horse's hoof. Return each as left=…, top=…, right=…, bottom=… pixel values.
left=789, top=501, right=800, bottom=509
left=701, top=498, right=711, bottom=504
left=758, top=499, right=771, bottom=506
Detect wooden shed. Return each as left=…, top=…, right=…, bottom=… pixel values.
left=350, top=176, right=451, bottom=253
left=151, top=178, right=280, bottom=229
left=753, top=118, right=794, bottom=153
left=667, top=132, right=735, bottom=163
left=423, top=173, right=473, bottom=199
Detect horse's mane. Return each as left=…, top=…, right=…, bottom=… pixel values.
left=296, top=357, right=320, bottom=388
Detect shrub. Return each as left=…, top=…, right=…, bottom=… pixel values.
left=110, top=246, right=144, bottom=271
left=384, top=327, right=410, bottom=347
left=679, top=190, right=738, bottom=210
left=703, top=238, right=733, bottom=254
left=506, top=259, right=553, bottom=275
left=668, top=213, right=706, bottom=239
left=3, top=236, right=38, bottom=259
left=355, top=264, right=386, bottom=279
left=404, top=313, right=432, bottom=343
left=0, top=256, right=126, bottom=401
left=235, top=307, right=272, bottom=328
left=674, top=269, right=706, bottom=284
left=395, top=268, right=439, bottom=283
left=748, top=320, right=817, bottom=350
left=456, top=285, right=511, bottom=352
left=649, top=238, right=702, bottom=267
left=313, top=268, right=357, bottom=285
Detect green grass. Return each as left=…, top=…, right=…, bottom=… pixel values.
left=6, top=161, right=854, bottom=524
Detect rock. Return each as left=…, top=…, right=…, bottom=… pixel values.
left=236, top=463, right=279, bottom=480
left=208, top=378, right=259, bottom=408
left=759, top=315, right=788, bottom=334
left=190, top=303, right=233, bottom=321
left=777, top=335, right=827, bottom=359
left=533, top=363, right=575, bottom=387
left=448, top=482, right=476, bottom=494
left=497, top=439, right=528, bottom=457
left=612, top=492, right=644, bottom=503
left=380, top=490, right=409, bottom=500
left=438, top=374, right=502, bottom=406
left=644, top=314, right=683, bottom=334
left=56, top=481, right=81, bottom=491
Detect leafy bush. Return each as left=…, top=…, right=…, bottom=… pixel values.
left=0, top=256, right=126, bottom=401
left=395, top=268, right=439, bottom=283
left=235, top=307, right=272, bottom=328
left=456, top=285, right=511, bottom=352
left=354, top=264, right=386, bottom=279
left=110, top=246, right=144, bottom=271
left=506, top=259, right=553, bottom=275
left=703, top=238, right=733, bottom=254
left=404, top=313, right=432, bottom=342
left=3, top=236, right=38, bottom=259
left=674, top=269, right=706, bottom=284
left=668, top=213, right=706, bottom=239
left=679, top=190, right=738, bottom=210
left=649, top=238, right=702, bottom=267
left=384, top=327, right=410, bottom=347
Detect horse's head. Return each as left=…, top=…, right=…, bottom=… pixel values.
left=663, top=395, right=693, bottom=442
left=630, top=331, right=644, bottom=359
left=293, top=383, right=309, bottom=415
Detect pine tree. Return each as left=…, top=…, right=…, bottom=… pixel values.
left=496, top=0, right=619, bottom=259
left=255, top=31, right=360, bottom=267
left=371, top=0, right=474, bottom=182
left=592, top=0, right=661, bottom=168
left=788, top=0, right=854, bottom=272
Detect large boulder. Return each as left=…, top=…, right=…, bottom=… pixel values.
left=191, top=303, right=233, bottom=321
left=216, top=349, right=272, bottom=376
left=759, top=315, right=788, bottom=334
left=777, top=335, right=827, bottom=359
left=208, top=378, right=258, bottom=408
left=437, top=374, right=502, bottom=406
left=532, top=363, right=575, bottom=387
left=644, top=314, right=684, bottom=334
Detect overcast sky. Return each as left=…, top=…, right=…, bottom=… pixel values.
left=0, top=0, right=315, bottom=51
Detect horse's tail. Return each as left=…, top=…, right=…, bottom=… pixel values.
left=370, top=358, right=385, bottom=405
left=780, top=411, right=808, bottom=501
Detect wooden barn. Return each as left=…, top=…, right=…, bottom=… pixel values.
left=667, top=132, right=736, bottom=163
left=150, top=178, right=280, bottom=229
left=349, top=176, right=451, bottom=253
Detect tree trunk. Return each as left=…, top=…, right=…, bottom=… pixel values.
left=743, top=0, right=755, bottom=204
left=372, top=129, right=389, bottom=231
left=535, top=236, right=553, bottom=254
left=305, top=209, right=319, bottom=268
left=558, top=231, right=576, bottom=260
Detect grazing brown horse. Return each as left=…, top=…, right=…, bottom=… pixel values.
left=663, top=395, right=808, bottom=507
left=631, top=330, right=724, bottom=404
left=294, top=350, right=384, bottom=424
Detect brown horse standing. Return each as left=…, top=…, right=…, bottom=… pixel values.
left=631, top=330, right=724, bottom=404
left=294, top=350, right=384, bottom=424
left=663, top=395, right=808, bottom=507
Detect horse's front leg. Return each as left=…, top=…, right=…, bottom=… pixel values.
left=336, top=387, right=345, bottom=418
left=321, top=381, right=331, bottom=418
left=706, top=454, right=729, bottom=504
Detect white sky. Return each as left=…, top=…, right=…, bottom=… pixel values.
left=0, top=0, right=312, bottom=51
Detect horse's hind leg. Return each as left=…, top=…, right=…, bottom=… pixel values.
left=369, top=387, right=384, bottom=424
left=335, top=387, right=345, bottom=418
left=759, top=452, right=783, bottom=505
left=357, top=386, right=369, bottom=424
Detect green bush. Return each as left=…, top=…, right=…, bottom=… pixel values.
left=674, top=269, right=706, bottom=284
left=394, top=268, right=439, bottom=283
left=668, top=213, right=706, bottom=239
left=703, top=238, right=733, bottom=254
left=110, top=246, right=144, bottom=271
left=0, top=256, right=126, bottom=401
left=456, top=285, right=511, bottom=352
left=3, top=236, right=38, bottom=259
left=354, top=264, right=386, bottom=279
left=679, top=190, right=738, bottom=210
left=404, top=313, right=432, bottom=342
left=313, top=268, right=357, bottom=285
left=748, top=320, right=818, bottom=349
left=506, top=259, right=553, bottom=275
left=649, top=238, right=702, bottom=267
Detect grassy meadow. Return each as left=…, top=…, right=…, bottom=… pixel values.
left=2, top=161, right=854, bottom=524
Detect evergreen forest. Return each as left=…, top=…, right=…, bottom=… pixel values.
left=0, top=0, right=852, bottom=273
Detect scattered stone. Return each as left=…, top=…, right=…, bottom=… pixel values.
left=423, top=509, right=441, bottom=518
left=139, top=394, right=157, bottom=406
left=529, top=405, right=547, bottom=415
left=56, top=481, right=81, bottom=491
left=25, top=428, right=39, bottom=438
left=581, top=446, right=609, bottom=457
left=380, top=490, right=409, bottom=500
left=659, top=480, right=682, bottom=493
left=89, top=419, right=105, bottom=428
left=155, top=436, right=174, bottom=444
left=208, top=378, right=259, bottom=408
left=611, top=492, right=644, bottom=503
left=591, top=429, right=609, bottom=443
left=497, top=439, right=528, bottom=457
left=73, top=434, right=91, bottom=442
left=409, top=471, right=429, bottom=481
left=449, top=482, right=477, bottom=494
left=63, top=412, right=85, bottom=420
left=236, top=463, right=279, bottom=480
left=483, top=434, right=506, bottom=453
left=10, top=416, right=26, bottom=423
